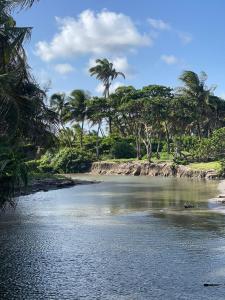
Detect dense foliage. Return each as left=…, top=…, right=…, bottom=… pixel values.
left=0, top=0, right=56, bottom=206
left=48, top=72, right=225, bottom=167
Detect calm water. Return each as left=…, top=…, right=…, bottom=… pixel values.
left=1, top=176, right=225, bottom=299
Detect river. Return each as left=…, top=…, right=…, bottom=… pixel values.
left=1, top=176, right=225, bottom=299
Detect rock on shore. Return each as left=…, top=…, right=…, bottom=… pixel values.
left=91, top=162, right=218, bottom=179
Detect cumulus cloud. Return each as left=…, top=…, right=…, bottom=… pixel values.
left=36, top=10, right=151, bottom=61
left=148, top=18, right=171, bottom=30
left=161, top=54, right=178, bottom=65
left=54, top=63, right=75, bottom=74
left=112, top=56, right=136, bottom=77
left=96, top=81, right=125, bottom=95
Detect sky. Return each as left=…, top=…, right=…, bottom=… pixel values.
left=14, top=0, right=225, bottom=97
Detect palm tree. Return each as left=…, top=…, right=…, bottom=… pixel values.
left=89, top=58, right=125, bottom=134
left=50, top=93, right=68, bottom=128
left=86, top=97, right=107, bottom=159
left=179, top=70, right=212, bottom=139
left=0, top=0, right=57, bottom=206
left=67, top=90, right=89, bottom=148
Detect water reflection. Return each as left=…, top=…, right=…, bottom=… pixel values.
left=1, top=176, right=225, bottom=299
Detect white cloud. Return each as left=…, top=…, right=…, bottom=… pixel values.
left=96, top=81, right=125, bottom=95
left=54, top=63, right=75, bottom=74
left=147, top=17, right=192, bottom=46
left=177, top=31, right=192, bottom=45
left=112, top=56, right=136, bottom=77
left=148, top=18, right=171, bottom=31
left=161, top=54, right=178, bottom=65
left=36, top=10, right=151, bottom=61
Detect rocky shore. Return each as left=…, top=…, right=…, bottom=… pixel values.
left=17, top=177, right=99, bottom=197
left=91, top=161, right=218, bottom=179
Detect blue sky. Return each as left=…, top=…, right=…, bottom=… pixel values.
left=14, top=0, right=225, bottom=97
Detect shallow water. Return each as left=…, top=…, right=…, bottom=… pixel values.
left=1, top=176, right=225, bottom=299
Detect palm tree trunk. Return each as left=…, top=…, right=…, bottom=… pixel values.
left=96, top=121, right=101, bottom=159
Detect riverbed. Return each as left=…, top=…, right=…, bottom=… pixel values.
left=1, top=176, right=225, bottom=299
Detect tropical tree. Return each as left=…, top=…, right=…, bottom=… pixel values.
left=86, top=97, right=107, bottom=159
left=50, top=93, right=68, bottom=128
left=67, top=90, right=89, bottom=148
left=178, top=71, right=213, bottom=139
left=0, top=0, right=57, bottom=206
left=89, top=58, right=125, bottom=134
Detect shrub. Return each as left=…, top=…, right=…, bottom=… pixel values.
left=51, top=148, right=94, bottom=173
left=191, top=128, right=225, bottom=162
left=110, top=141, right=136, bottom=159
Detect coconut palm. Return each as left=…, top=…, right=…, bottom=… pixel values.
left=89, top=58, right=125, bottom=134
left=50, top=93, right=68, bottom=128
left=67, top=90, right=89, bottom=148
left=178, top=71, right=213, bottom=139
left=0, top=0, right=57, bottom=206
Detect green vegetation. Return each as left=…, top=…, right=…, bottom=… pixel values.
left=188, top=161, right=221, bottom=172
left=1, top=1, right=225, bottom=207
left=0, top=0, right=56, bottom=207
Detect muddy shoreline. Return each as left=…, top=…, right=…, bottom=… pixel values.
left=91, top=161, right=219, bottom=179
left=16, top=177, right=99, bottom=197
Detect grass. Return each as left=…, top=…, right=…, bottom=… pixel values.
left=188, top=161, right=221, bottom=172
left=101, top=152, right=174, bottom=164
left=29, top=172, right=66, bottom=181
left=100, top=155, right=222, bottom=173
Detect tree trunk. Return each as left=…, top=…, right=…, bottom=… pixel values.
left=165, top=122, right=170, bottom=154
left=96, top=122, right=101, bottom=159
left=108, top=116, right=112, bottom=135
left=146, top=143, right=152, bottom=162
left=136, top=127, right=141, bottom=160
left=197, top=122, right=202, bottom=140
left=80, top=119, right=84, bottom=149
left=156, top=139, right=160, bottom=159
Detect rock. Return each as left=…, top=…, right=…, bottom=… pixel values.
left=184, top=204, right=194, bottom=209
left=133, top=166, right=141, bottom=176
left=204, top=283, right=221, bottom=287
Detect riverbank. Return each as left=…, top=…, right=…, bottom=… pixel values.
left=16, top=176, right=99, bottom=197
left=91, top=161, right=219, bottom=179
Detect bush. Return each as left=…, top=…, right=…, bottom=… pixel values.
left=191, top=128, right=225, bottom=162
left=219, top=159, right=225, bottom=178
left=110, top=141, right=136, bottom=159
left=50, top=148, right=94, bottom=173
left=26, top=160, right=39, bottom=172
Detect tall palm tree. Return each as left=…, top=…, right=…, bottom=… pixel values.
left=50, top=93, right=68, bottom=128
left=178, top=70, right=212, bottom=139
left=67, top=90, right=89, bottom=148
left=89, top=58, right=125, bottom=134
left=86, top=97, right=107, bottom=159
